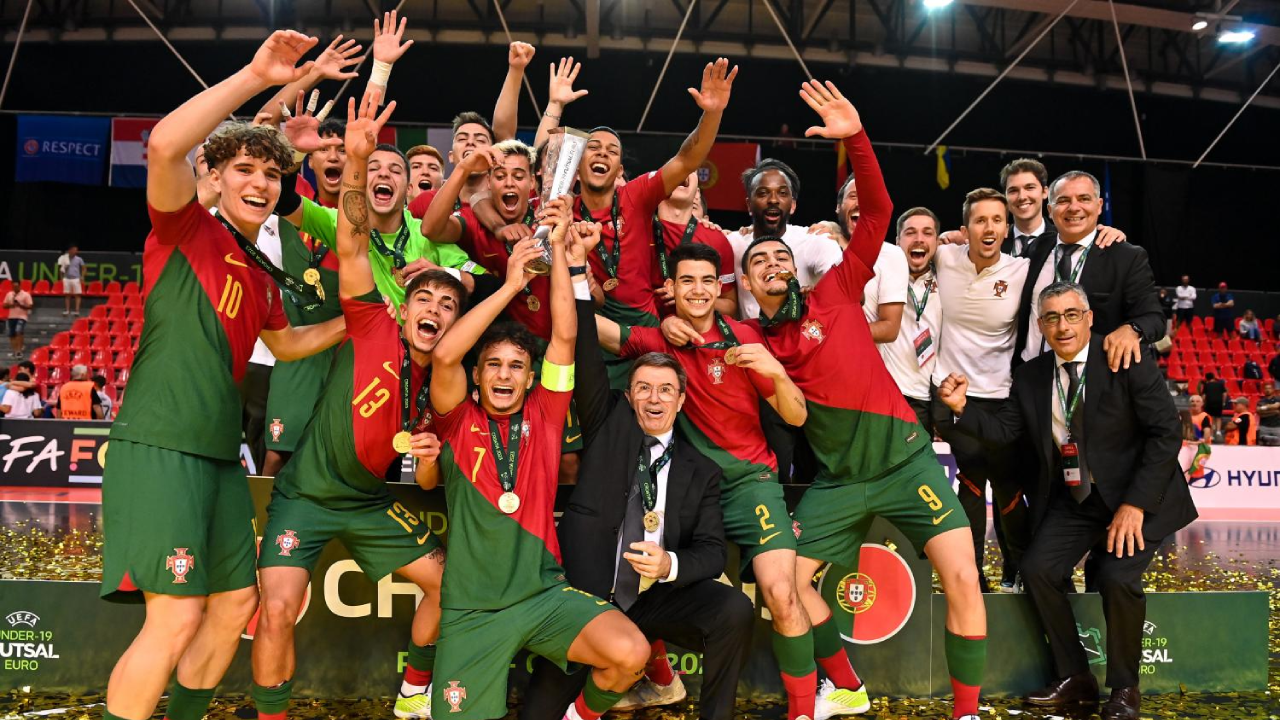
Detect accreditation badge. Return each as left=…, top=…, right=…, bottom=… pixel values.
left=1061, top=440, right=1082, bottom=487
left=913, top=328, right=935, bottom=367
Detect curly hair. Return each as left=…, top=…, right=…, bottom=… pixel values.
left=202, top=122, right=294, bottom=172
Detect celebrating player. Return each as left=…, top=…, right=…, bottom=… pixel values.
left=100, top=31, right=347, bottom=720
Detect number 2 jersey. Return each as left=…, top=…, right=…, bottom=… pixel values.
left=111, top=200, right=287, bottom=461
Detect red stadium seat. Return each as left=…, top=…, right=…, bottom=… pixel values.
left=1191, top=325, right=1207, bottom=339
left=29, top=347, right=50, bottom=365
left=69, top=349, right=91, bottom=365
left=86, top=281, right=104, bottom=295
left=0, top=280, right=10, bottom=296
left=71, top=318, right=90, bottom=334
left=123, top=281, right=140, bottom=296
left=1243, top=379, right=1262, bottom=394
left=19, top=280, right=32, bottom=293
left=126, top=307, right=144, bottom=322
left=32, top=279, right=53, bottom=295
left=105, top=281, right=121, bottom=294
left=1191, top=316, right=1204, bottom=330
left=1228, top=338, right=1244, bottom=353
left=1215, top=351, right=1232, bottom=367
left=1221, top=365, right=1239, bottom=380
left=105, top=293, right=125, bottom=308
left=91, top=349, right=111, bottom=367
left=89, top=305, right=108, bottom=319
left=107, top=306, right=127, bottom=320
left=1167, top=364, right=1186, bottom=381
left=49, top=347, right=71, bottom=365
left=46, top=365, right=68, bottom=385
left=108, top=320, right=127, bottom=336
left=113, top=367, right=131, bottom=386
left=111, top=335, right=132, bottom=352
left=103, top=384, right=118, bottom=403
left=127, top=321, right=143, bottom=338
left=124, top=295, right=143, bottom=309
left=50, top=332, right=70, bottom=348
left=90, top=335, right=111, bottom=351
left=1205, top=316, right=1215, bottom=331
left=1210, top=339, right=1228, bottom=353
left=89, top=319, right=109, bottom=335
left=70, top=335, right=90, bottom=351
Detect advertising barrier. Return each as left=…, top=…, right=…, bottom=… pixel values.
left=0, top=250, right=143, bottom=286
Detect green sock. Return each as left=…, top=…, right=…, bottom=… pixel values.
left=251, top=679, right=294, bottom=715
left=811, top=616, right=844, bottom=659
left=944, top=630, right=986, bottom=687
left=582, top=674, right=625, bottom=715
left=164, top=683, right=215, bottom=720
left=105, top=711, right=146, bottom=720
left=771, top=629, right=817, bottom=677
left=406, top=642, right=437, bottom=672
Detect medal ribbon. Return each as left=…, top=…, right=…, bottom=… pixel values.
left=1053, top=243, right=1091, bottom=283
left=370, top=223, right=412, bottom=269
left=652, top=214, right=698, bottom=280
left=636, top=438, right=675, bottom=512
left=488, top=410, right=524, bottom=493
left=214, top=212, right=322, bottom=311
left=398, top=338, right=432, bottom=440
left=695, top=313, right=740, bottom=350
left=758, top=276, right=805, bottom=327
left=907, top=276, right=931, bottom=321
left=1054, top=364, right=1087, bottom=440
left=580, top=192, right=622, bottom=281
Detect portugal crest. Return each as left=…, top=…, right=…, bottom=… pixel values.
left=166, top=548, right=195, bottom=584
left=801, top=319, right=826, bottom=343
left=837, top=572, right=877, bottom=614
left=993, top=280, right=1009, bottom=298
left=445, top=680, right=468, bottom=712
left=269, top=418, right=284, bottom=443
left=276, top=529, right=300, bottom=557
left=707, top=357, right=727, bottom=385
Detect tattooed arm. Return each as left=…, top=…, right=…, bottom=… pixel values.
left=337, top=91, right=395, bottom=300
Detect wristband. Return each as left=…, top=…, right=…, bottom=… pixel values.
left=442, top=267, right=462, bottom=281
left=369, top=59, right=393, bottom=89
left=569, top=265, right=587, bottom=276
left=541, top=360, right=575, bottom=392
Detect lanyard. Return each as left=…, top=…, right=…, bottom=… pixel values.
left=1054, top=364, right=1087, bottom=437
left=370, top=223, right=412, bottom=269
left=652, top=214, right=697, bottom=280
left=907, top=276, right=932, bottom=321
left=695, top=313, right=740, bottom=350
left=580, top=193, right=622, bottom=280
left=637, top=439, right=675, bottom=512
left=398, top=338, right=432, bottom=437
left=214, top=212, right=322, bottom=311
left=1053, top=243, right=1091, bottom=283
left=758, top=276, right=805, bottom=328
left=488, top=411, right=524, bottom=493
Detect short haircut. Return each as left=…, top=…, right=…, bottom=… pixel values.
left=742, top=159, right=800, bottom=199
left=628, top=352, right=688, bottom=394
left=835, top=174, right=856, bottom=211
left=14, top=372, right=30, bottom=382
left=1038, top=280, right=1091, bottom=311
left=406, top=269, right=469, bottom=310
left=406, top=144, right=443, bottom=164
left=589, top=126, right=623, bottom=144
left=1205, top=371, right=1217, bottom=380
left=372, top=143, right=408, bottom=169
left=670, top=242, right=722, bottom=275
left=896, top=206, right=940, bottom=237
left=476, top=320, right=541, bottom=365
left=1234, top=396, right=1250, bottom=406
left=961, top=187, right=1008, bottom=225
left=202, top=122, right=294, bottom=173
left=317, top=118, right=346, bottom=139
left=1049, top=170, right=1101, bottom=199
left=92, top=374, right=108, bottom=388
left=999, top=158, right=1048, bottom=190
left=70, top=364, right=89, bottom=380
left=492, top=139, right=537, bottom=168
left=452, top=111, right=493, bottom=138
left=741, top=235, right=793, bottom=273
left=18, top=360, right=35, bottom=374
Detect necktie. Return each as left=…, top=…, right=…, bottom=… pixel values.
left=615, top=435, right=661, bottom=611
left=1055, top=243, right=1080, bottom=283
left=1064, top=361, right=1092, bottom=503
left=1017, top=234, right=1032, bottom=256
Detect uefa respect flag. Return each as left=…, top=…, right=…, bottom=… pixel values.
left=15, top=115, right=109, bottom=185
left=110, top=117, right=160, bottom=188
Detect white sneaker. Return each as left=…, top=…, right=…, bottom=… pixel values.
left=612, top=674, right=687, bottom=711
left=814, top=678, right=871, bottom=719
left=393, top=683, right=432, bottom=719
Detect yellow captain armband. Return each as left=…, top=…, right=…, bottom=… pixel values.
left=541, top=360, right=575, bottom=392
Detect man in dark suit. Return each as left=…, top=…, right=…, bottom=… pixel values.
left=521, top=230, right=753, bottom=720
left=1013, top=171, right=1164, bottom=373
left=999, top=158, right=1056, bottom=258
left=937, top=280, right=1196, bottom=720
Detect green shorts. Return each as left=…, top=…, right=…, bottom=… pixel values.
left=720, top=472, right=797, bottom=581
left=432, top=585, right=613, bottom=720
left=264, top=346, right=336, bottom=453
left=258, top=492, right=441, bottom=580
left=101, top=440, right=256, bottom=602
left=794, top=449, right=967, bottom=566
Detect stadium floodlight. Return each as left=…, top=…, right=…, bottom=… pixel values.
left=1218, top=29, right=1256, bottom=44
left=923, top=0, right=954, bottom=9
left=1191, top=19, right=1209, bottom=31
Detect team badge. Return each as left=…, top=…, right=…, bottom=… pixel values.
left=925, top=278, right=938, bottom=293
left=269, top=418, right=284, bottom=443
left=993, top=280, right=1008, bottom=298
left=707, top=357, right=727, bottom=385
left=837, top=572, right=877, bottom=614
left=793, top=520, right=802, bottom=539
left=444, top=680, right=468, bottom=712
left=521, top=420, right=532, bottom=438
left=801, top=319, right=826, bottom=343
left=166, top=548, right=195, bottom=584
left=276, top=529, right=300, bottom=557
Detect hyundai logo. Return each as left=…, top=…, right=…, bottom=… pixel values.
left=1188, top=468, right=1220, bottom=489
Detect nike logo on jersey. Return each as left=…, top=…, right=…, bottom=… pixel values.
left=564, top=433, right=582, bottom=444
left=470, top=424, right=484, bottom=433
left=932, top=509, right=955, bottom=525
left=417, top=533, right=431, bottom=545
left=224, top=253, right=248, bottom=268
left=760, top=531, right=782, bottom=545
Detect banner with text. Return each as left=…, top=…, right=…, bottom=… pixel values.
left=14, top=115, right=110, bottom=186
left=0, top=251, right=143, bottom=287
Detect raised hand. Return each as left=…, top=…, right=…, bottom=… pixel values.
left=248, top=30, right=319, bottom=86
left=800, top=80, right=862, bottom=139
left=498, top=223, right=534, bottom=245
left=567, top=220, right=602, bottom=266
left=732, top=343, right=785, bottom=379
left=660, top=315, right=703, bottom=347
left=408, top=431, right=441, bottom=464
left=312, top=35, right=363, bottom=81
left=509, top=42, right=536, bottom=70
left=540, top=194, right=574, bottom=244
left=282, top=90, right=341, bottom=154
left=548, top=57, right=588, bottom=106
left=936, top=373, right=969, bottom=414
left=506, top=238, right=543, bottom=288
left=344, top=89, right=397, bottom=162
left=372, top=11, right=413, bottom=64
left=460, top=147, right=504, bottom=176
left=688, top=57, right=738, bottom=114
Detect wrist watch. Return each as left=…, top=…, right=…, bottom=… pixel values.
left=569, top=266, right=588, bottom=277
left=1127, top=321, right=1144, bottom=341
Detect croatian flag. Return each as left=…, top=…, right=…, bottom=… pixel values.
left=110, top=117, right=160, bottom=188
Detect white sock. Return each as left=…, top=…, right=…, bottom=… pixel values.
left=401, top=680, right=428, bottom=696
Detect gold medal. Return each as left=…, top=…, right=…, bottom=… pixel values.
left=724, top=347, right=740, bottom=365
left=394, top=268, right=407, bottom=287
left=392, top=431, right=412, bottom=454
left=643, top=510, right=660, bottom=533
left=526, top=295, right=541, bottom=312
left=776, top=270, right=794, bottom=282
left=498, top=491, right=521, bottom=514
left=303, top=268, right=321, bottom=286
left=314, top=283, right=326, bottom=302
left=603, top=278, right=619, bottom=291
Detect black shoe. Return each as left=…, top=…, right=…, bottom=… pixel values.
left=1100, top=686, right=1139, bottom=719
left=1025, top=673, right=1099, bottom=707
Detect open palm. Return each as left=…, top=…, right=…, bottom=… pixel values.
left=313, top=35, right=363, bottom=81
left=800, top=80, right=862, bottom=138
left=372, top=11, right=414, bottom=63
left=688, top=57, right=738, bottom=113
left=345, top=91, right=397, bottom=161
left=248, top=30, right=318, bottom=86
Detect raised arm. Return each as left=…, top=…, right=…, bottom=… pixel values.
left=367, top=11, right=414, bottom=103
left=658, top=58, right=738, bottom=195
left=255, top=35, right=362, bottom=127
left=940, top=372, right=1027, bottom=447
left=535, top=57, right=588, bottom=149
left=420, top=148, right=502, bottom=242
left=567, top=220, right=615, bottom=444
left=147, top=30, right=318, bottom=212
left=260, top=318, right=346, bottom=361
left=542, top=197, right=577, bottom=366
left=336, top=90, right=397, bottom=300
left=492, top=42, right=535, bottom=142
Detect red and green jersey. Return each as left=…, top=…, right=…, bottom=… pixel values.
left=111, top=200, right=288, bottom=461
left=433, top=386, right=571, bottom=610
left=272, top=291, right=429, bottom=508
left=574, top=171, right=666, bottom=329
left=649, top=217, right=738, bottom=314
left=619, top=320, right=778, bottom=487
left=278, top=221, right=342, bottom=327
left=752, top=132, right=930, bottom=483
left=455, top=205, right=553, bottom=340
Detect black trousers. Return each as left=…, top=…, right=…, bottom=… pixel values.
left=240, top=361, right=272, bottom=474
left=1021, top=489, right=1164, bottom=689
left=520, top=579, right=754, bottom=720
left=760, top=398, right=818, bottom=485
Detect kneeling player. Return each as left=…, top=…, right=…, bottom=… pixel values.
left=428, top=199, right=649, bottom=720
left=251, top=94, right=453, bottom=720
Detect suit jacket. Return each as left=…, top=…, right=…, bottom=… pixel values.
left=957, top=336, right=1197, bottom=540
left=556, top=299, right=727, bottom=599
left=1013, top=231, right=1164, bottom=367
left=1002, top=218, right=1056, bottom=258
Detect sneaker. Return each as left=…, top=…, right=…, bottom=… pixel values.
left=393, top=685, right=432, bottom=719
left=956, top=716, right=981, bottom=720
left=815, top=678, right=871, bottom=719
left=612, top=675, right=687, bottom=711
left=999, top=573, right=1021, bottom=593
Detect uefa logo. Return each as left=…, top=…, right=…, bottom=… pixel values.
left=22, top=138, right=38, bottom=155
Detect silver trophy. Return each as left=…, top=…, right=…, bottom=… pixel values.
left=527, top=127, right=590, bottom=274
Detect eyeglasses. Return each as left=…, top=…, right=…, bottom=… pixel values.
left=1039, top=308, right=1088, bottom=325
left=629, top=382, right=681, bottom=401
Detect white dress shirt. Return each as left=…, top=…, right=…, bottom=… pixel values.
left=932, top=244, right=1029, bottom=399
left=614, top=429, right=679, bottom=586
left=1008, top=217, right=1047, bottom=257
left=727, top=224, right=844, bottom=320
left=1023, top=229, right=1097, bottom=362
left=1174, top=284, right=1196, bottom=310
left=1052, top=343, right=1090, bottom=447
left=881, top=270, right=942, bottom=401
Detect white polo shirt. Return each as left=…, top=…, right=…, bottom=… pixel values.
left=932, top=243, right=1029, bottom=399
left=862, top=241, right=909, bottom=323
left=1022, top=229, right=1096, bottom=362
left=880, top=269, right=943, bottom=401
left=727, top=223, right=844, bottom=320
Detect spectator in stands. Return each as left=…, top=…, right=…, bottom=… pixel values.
left=6, top=360, right=39, bottom=397
left=57, top=244, right=86, bottom=317
left=1158, top=288, right=1174, bottom=336
left=1269, top=353, right=1280, bottom=389
left=1, top=372, right=44, bottom=418
left=3, top=282, right=33, bottom=358
left=1256, top=385, right=1280, bottom=446
left=1238, top=309, right=1261, bottom=342
left=1224, top=397, right=1257, bottom=446
left=1243, top=356, right=1264, bottom=381
left=93, top=374, right=113, bottom=417
left=0, top=367, right=9, bottom=393
left=1173, top=275, right=1196, bottom=334
left=1200, top=372, right=1228, bottom=440
left=1187, top=395, right=1214, bottom=442
left=52, top=365, right=103, bottom=420
left=1211, top=282, right=1234, bottom=340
